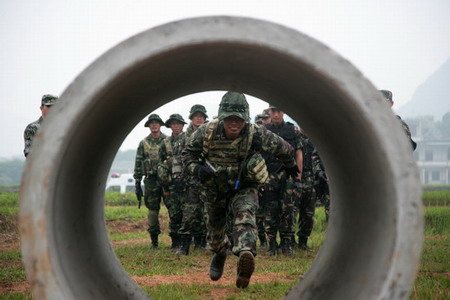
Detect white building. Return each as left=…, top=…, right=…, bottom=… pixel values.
left=414, top=140, right=450, bottom=184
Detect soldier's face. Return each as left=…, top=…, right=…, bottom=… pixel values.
left=191, top=112, right=206, bottom=127
left=149, top=121, right=161, bottom=133
left=269, top=109, right=284, bottom=124
left=223, top=115, right=246, bottom=139
left=261, top=117, right=271, bottom=124
left=40, top=105, right=51, bottom=118
left=170, top=121, right=184, bottom=135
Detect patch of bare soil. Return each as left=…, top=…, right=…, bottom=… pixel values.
left=106, top=218, right=146, bottom=234
left=0, top=281, right=30, bottom=294
left=0, top=214, right=20, bottom=252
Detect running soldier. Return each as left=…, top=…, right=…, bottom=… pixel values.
left=182, top=92, right=299, bottom=288
left=134, top=114, right=167, bottom=249
left=158, top=113, right=187, bottom=251
left=23, top=94, right=58, bottom=158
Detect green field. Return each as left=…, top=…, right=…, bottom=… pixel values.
left=0, top=191, right=449, bottom=299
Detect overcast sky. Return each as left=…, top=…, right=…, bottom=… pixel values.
left=1, top=0, right=450, bottom=159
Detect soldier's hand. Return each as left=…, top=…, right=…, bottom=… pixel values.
left=196, top=164, right=215, bottom=183
left=285, top=165, right=300, bottom=180
left=135, top=181, right=143, bottom=199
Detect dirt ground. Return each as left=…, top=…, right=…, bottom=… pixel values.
left=0, top=215, right=296, bottom=298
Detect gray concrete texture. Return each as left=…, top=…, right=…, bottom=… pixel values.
left=19, top=16, right=423, bottom=299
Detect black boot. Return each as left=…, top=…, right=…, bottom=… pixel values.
left=259, top=234, right=267, bottom=248
left=291, top=236, right=299, bottom=249
left=266, top=237, right=278, bottom=256
left=281, top=237, right=294, bottom=255
left=176, top=235, right=191, bottom=255
left=209, top=250, right=227, bottom=281
left=150, top=233, right=158, bottom=249
left=194, top=235, right=207, bottom=250
left=236, top=251, right=255, bottom=288
left=170, top=234, right=180, bottom=251
left=298, top=237, right=314, bottom=252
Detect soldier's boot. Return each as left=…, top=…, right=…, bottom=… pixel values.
left=298, top=237, right=314, bottom=252
left=194, top=235, right=207, bottom=250
left=176, top=235, right=191, bottom=255
left=266, top=237, right=278, bottom=256
left=149, top=234, right=159, bottom=250
left=170, top=234, right=180, bottom=251
left=209, top=250, right=227, bottom=281
left=236, top=251, right=255, bottom=289
left=280, top=237, right=294, bottom=255
left=258, top=234, right=267, bottom=248
left=291, top=236, right=299, bottom=249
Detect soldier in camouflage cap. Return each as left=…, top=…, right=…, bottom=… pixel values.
left=158, top=113, right=187, bottom=251
left=379, top=90, right=417, bottom=150
left=23, top=94, right=59, bottom=157
left=134, top=113, right=168, bottom=249
left=182, top=91, right=300, bottom=288
left=177, top=104, right=209, bottom=255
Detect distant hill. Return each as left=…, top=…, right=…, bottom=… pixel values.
left=398, top=57, right=450, bottom=119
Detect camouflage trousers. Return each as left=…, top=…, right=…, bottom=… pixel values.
left=166, top=178, right=185, bottom=237
left=256, top=189, right=267, bottom=239
left=200, top=186, right=258, bottom=257
left=178, top=184, right=206, bottom=237
left=295, top=173, right=316, bottom=239
left=261, top=171, right=295, bottom=240
left=316, top=181, right=330, bottom=222
left=144, top=175, right=168, bottom=235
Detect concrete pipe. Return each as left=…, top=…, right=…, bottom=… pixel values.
left=20, top=16, right=423, bottom=299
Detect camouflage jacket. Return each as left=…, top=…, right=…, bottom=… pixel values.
left=185, top=123, right=197, bottom=138
left=23, top=117, right=43, bottom=157
left=182, top=121, right=296, bottom=188
left=133, top=133, right=167, bottom=181
left=397, top=115, right=417, bottom=150
left=158, top=132, right=186, bottom=185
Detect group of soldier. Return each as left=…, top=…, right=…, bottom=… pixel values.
left=130, top=91, right=330, bottom=288
left=23, top=89, right=414, bottom=289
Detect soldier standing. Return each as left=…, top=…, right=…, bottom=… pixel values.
left=182, top=92, right=299, bottom=288
left=314, top=155, right=330, bottom=223
left=295, top=130, right=318, bottom=251
left=23, top=94, right=58, bottom=157
left=379, top=90, right=417, bottom=150
left=158, top=114, right=187, bottom=251
left=176, top=104, right=209, bottom=255
left=261, top=105, right=303, bottom=255
left=134, top=114, right=167, bottom=249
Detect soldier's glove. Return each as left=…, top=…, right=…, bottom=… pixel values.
left=135, top=181, right=143, bottom=199
left=285, top=165, right=300, bottom=180
left=196, top=164, right=216, bottom=183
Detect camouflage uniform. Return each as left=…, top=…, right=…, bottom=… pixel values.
left=182, top=94, right=296, bottom=258
left=314, top=154, right=330, bottom=222
left=133, top=114, right=167, bottom=247
left=295, top=133, right=319, bottom=250
left=379, top=89, right=417, bottom=150
left=177, top=120, right=208, bottom=254
left=261, top=120, right=303, bottom=254
left=23, top=95, right=58, bottom=157
left=158, top=114, right=188, bottom=249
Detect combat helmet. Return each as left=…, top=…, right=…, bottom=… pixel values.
left=379, top=90, right=393, bottom=101
left=165, top=113, right=187, bottom=127
left=41, top=94, right=58, bottom=106
left=189, top=104, right=208, bottom=120
left=144, top=113, right=164, bottom=127
left=218, top=92, right=249, bottom=121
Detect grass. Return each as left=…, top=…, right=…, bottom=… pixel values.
left=0, top=190, right=449, bottom=299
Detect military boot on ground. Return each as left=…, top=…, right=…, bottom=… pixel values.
left=259, top=234, right=267, bottom=248
left=236, top=251, right=255, bottom=288
left=194, top=235, right=207, bottom=250
left=266, top=237, right=278, bottom=256
left=176, top=235, right=191, bottom=255
left=170, top=233, right=180, bottom=251
left=209, top=250, right=227, bottom=281
left=280, top=237, right=294, bottom=255
left=299, top=237, right=314, bottom=252
left=150, top=233, right=159, bottom=250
